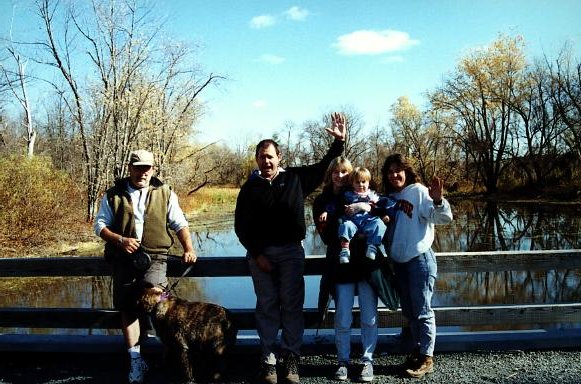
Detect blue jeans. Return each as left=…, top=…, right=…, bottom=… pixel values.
left=248, top=243, right=305, bottom=364
left=338, top=216, right=386, bottom=246
left=393, top=250, right=437, bottom=356
left=334, top=280, right=378, bottom=364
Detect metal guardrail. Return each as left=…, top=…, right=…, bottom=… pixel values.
left=1, top=250, right=580, bottom=353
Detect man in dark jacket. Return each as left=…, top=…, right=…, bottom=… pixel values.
left=235, top=113, right=346, bottom=384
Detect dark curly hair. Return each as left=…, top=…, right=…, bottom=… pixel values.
left=380, top=153, right=420, bottom=193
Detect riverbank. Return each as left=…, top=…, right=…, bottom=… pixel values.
left=3, top=186, right=581, bottom=259
left=1, top=349, right=579, bottom=383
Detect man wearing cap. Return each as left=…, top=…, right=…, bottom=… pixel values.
left=94, top=149, right=196, bottom=384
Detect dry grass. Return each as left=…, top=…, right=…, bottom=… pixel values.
left=179, top=186, right=239, bottom=215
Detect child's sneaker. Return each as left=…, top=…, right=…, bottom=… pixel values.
left=366, top=244, right=378, bottom=260
left=339, top=248, right=350, bottom=264
left=379, top=243, right=388, bottom=258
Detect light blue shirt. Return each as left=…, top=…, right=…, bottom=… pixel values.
left=93, top=182, right=188, bottom=239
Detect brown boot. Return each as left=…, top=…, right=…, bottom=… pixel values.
left=399, top=348, right=421, bottom=370
left=405, top=355, right=434, bottom=379
left=257, top=362, right=277, bottom=384
left=280, top=353, right=300, bottom=384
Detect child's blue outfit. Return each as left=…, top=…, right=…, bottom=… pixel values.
left=338, top=190, right=397, bottom=262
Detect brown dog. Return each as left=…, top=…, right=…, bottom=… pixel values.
left=137, top=283, right=237, bottom=383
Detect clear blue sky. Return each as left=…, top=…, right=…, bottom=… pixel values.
left=1, top=0, right=580, bottom=146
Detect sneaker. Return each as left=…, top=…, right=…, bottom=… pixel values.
left=359, top=362, right=374, bottom=382
left=281, top=353, right=300, bottom=384
left=366, top=244, right=377, bottom=260
left=128, top=356, right=148, bottom=384
left=339, top=248, right=351, bottom=264
left=258, top=362, right=277, bottom=384
left=339, top=248, right=350, bottom=264
left=405, top=355, right=434, bottom=379
left=334, top=363, right=348, bottom=381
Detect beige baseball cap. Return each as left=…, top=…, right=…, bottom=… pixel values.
left=128, top=150, right=155, bottom=166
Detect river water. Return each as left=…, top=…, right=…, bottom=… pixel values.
left=2, top=200, right=581, bottom=334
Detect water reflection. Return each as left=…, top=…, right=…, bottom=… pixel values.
left=2, top=200, right=580, bottom=333
left=444, top=201, right=581, bottom=252
left=432, top=201, right=581, bottom=318
left=436, top=269, right=581, bottom=306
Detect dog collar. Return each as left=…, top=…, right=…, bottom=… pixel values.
left=160, top=291, right=171, bottom=302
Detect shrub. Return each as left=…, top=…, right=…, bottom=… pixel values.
left=0, top=155, right=83, bottom=249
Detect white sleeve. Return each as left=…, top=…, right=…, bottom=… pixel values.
left=93, top=194, right=114, bottom=236
left=167, top=191, right=189, bottom=232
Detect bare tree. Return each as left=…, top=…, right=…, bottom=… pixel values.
left=547, top=45, right=581, bottom=161
left=302, top=107, right=368, bottom=165
left=39, top=93, right=83, bottom=176
left=0, top=40, right=37, bottom=157
left=273, top=120, right=307, bottom=167
left=508, top=62, right=567, bottom=186
left=33, top=0, right=222, bottom=220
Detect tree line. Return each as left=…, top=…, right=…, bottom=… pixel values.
left=1, top=1, right=580, bottom=223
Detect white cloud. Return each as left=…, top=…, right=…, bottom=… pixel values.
left=250, top=7, right=309, bottom=29
left=285, top=6, right=309, bottom=21
left=259, top=54, right=286, bottom=64
left=333, top=29, right=419, bottom=55
left=250, top=15, right=276, bottom=29
left=253, top=100, right=267, bottom=108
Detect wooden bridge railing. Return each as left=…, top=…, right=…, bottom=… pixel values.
left=1, top=250, right=580, bottom=353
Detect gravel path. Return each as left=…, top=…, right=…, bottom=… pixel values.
left=0, top=349, right=579, bottom=384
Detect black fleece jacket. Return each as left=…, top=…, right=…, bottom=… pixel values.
left=235, top=139, right=344, bottom=258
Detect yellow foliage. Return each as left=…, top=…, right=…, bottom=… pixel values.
left=0, top=155, right=83, bottom=248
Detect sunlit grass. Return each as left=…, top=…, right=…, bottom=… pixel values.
left=179, top=186, right=240, bottom=215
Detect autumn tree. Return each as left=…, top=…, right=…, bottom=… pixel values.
left=389, top=96, right=460, bottom=186
left=390, top=96, right=434, bottom=182
left=365, top=123, right=391, bottom=184
left=429, top=35, right=528, bottom=194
